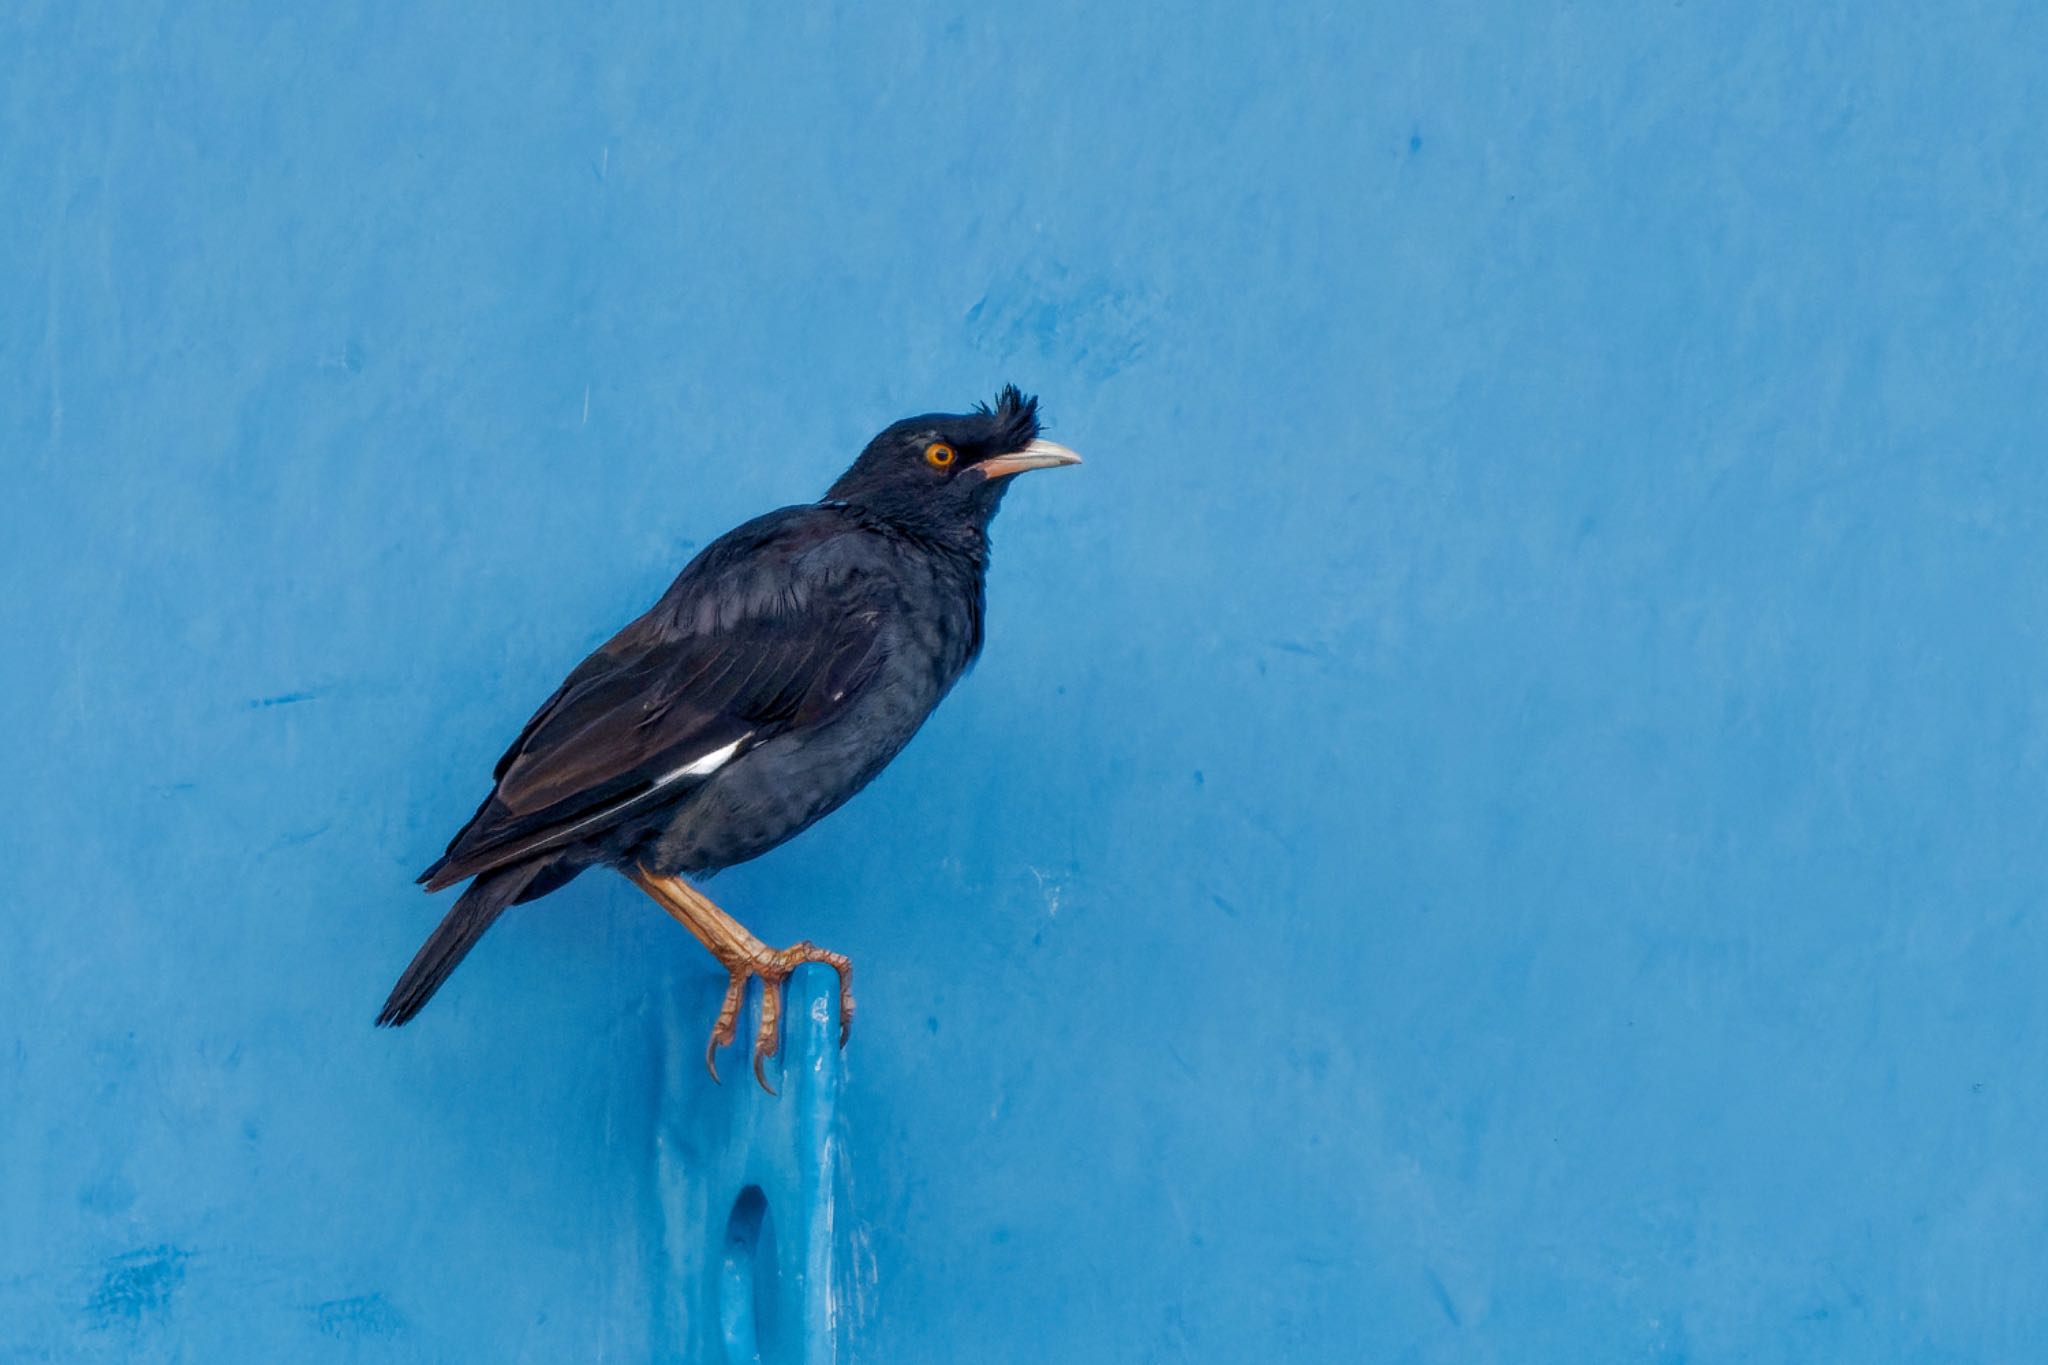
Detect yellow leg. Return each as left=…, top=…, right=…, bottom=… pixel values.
left=630, top=867, right=854, bottom=1094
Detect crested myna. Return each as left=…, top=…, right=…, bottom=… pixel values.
left=377, top=386, right=1080, bottom=1088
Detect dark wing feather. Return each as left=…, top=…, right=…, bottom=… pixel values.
left=419, top=510, right=886, bottom=891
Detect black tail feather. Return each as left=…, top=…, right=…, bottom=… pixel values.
left=376, top=861, right=547, bottom=1027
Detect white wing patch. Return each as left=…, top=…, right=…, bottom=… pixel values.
left=658, top=734, right=748, bottom=784
left=507, top=732, right=753, bottom=858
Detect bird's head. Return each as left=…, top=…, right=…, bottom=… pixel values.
left=825, top=385, right=1081, bottom=532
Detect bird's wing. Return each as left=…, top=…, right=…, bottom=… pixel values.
left=419, top=512, right=886, bottom=891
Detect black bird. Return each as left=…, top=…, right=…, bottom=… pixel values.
left=377, top=386, right=1080, bottom=1087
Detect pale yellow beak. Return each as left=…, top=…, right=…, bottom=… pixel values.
left=975, top=439, right=1083, bottom=480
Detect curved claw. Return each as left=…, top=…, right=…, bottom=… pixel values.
left=703, top=969, right=747, bottom=1085
left=751, top=970, right=785, bottom=1095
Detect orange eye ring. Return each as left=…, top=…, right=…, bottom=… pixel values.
left=925, top=442, right=957, bottom=469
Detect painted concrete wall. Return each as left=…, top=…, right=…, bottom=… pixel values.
left=6, top=2, right=2047, bottom=1360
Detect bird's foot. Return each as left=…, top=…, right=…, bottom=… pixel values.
left=629, top=869, right=854, bottom=1095
left=704, top=940, right=855, bottom=1094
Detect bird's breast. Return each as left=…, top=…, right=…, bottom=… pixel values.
left=644, top=551, right=984, bottom=875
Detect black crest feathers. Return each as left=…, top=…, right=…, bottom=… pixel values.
left=976, top=385, right=1041, bottom=451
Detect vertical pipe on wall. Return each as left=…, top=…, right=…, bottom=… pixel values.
left=655, top=964, right=847, bottom=1362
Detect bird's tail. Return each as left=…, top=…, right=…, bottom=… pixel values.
left=375, top=860, right=547, bottom=1027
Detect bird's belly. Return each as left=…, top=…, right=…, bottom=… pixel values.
left=645, top=670, right=951, bottom=875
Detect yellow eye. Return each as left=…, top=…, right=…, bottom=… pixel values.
left=925, top=442, right=957, bottom=469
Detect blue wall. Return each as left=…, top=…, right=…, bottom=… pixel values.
left=6, top=2, right=2047, bottom=1360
